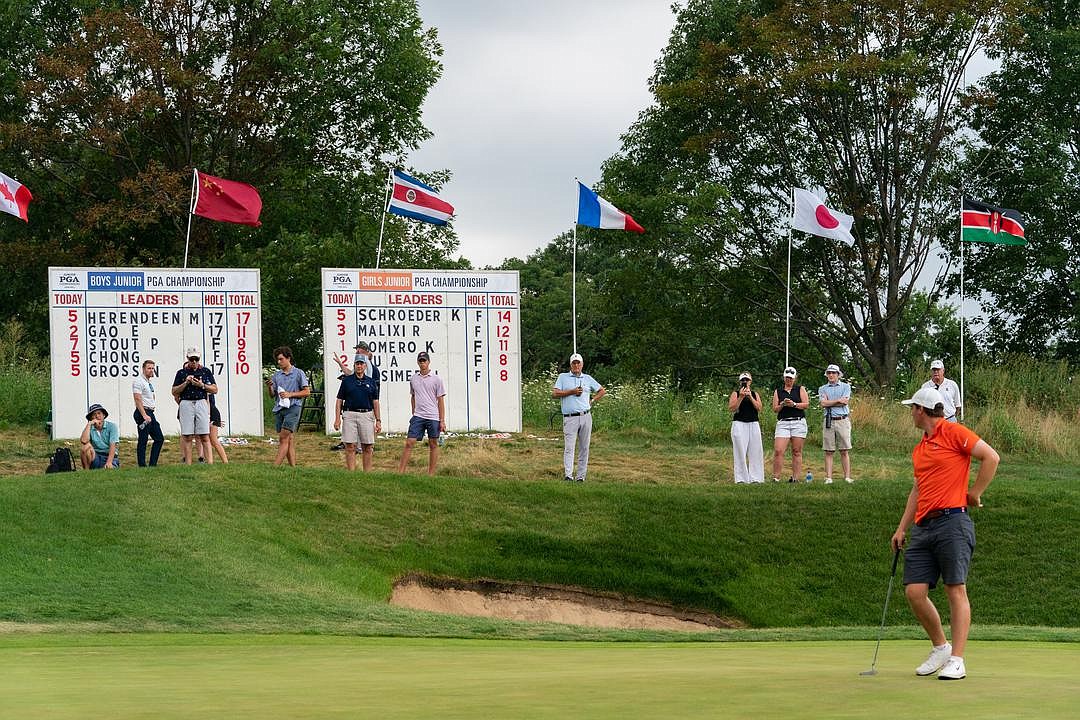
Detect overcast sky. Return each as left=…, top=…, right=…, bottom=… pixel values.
left=410, top=1, right=678, bottom=268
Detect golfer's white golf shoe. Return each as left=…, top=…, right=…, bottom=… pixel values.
left=916, top=643, right=952, bottom=675
left=937, top=656, right=966, bottom=680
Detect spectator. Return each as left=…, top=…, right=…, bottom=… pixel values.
left=397, top=351, right=446, bottom=476
left=771, top=366, right=809, bottom=483
left=171, top=347, right=217, bottom=465
left=921, top=359, right=962, bottom=422
left=334, top=354, right=382, bottom=471
left=552, top=352, right=606, bottom=482
left=267, top=346, right=310, bottom=467
left=80, top=403, right=119, bottom=469
left=728, top=372, right=764, bottom=483
left=818, top=364, right=853, bottom=484
left=132, top=359, right=163, bottom=467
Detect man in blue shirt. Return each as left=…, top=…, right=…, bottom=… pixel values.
left=171, top=347, right=217, bottom=465
left=552, top=352, right=606, bottom=482
left=818, top=363, right=854, bottom=484
left=79, top=403, right=119, bottom=469
left=333, top=355, right=382, bottom=472
left=267, top=346, right=310, bottom=467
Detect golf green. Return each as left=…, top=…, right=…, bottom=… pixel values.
left=2, top=636, right=1076, bottom=718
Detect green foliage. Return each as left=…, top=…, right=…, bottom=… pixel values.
left=0, top=0, right=459, bottom=361
left=960, top=0, right=1080, bottom=359
left=0, top=321, right=50, bottom=428
left=598, top=0, right=1028, bottom=389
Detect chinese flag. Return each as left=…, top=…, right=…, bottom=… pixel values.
left=194, top=170, right=262, bottom=227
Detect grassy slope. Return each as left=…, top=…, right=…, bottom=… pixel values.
left=1, top=442, right=1077, bottom=637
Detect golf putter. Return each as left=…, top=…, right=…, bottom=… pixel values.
left=860, top=546, right=901, bottom=676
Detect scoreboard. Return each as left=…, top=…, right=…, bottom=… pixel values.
left=321, top=269, right=521, bottom=433
left=48, top=267, right=264, bottom=439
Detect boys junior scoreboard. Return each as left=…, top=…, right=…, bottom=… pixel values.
left=48, top=267, right=264, bottom=439
left=321, top=269, right=521, bottom=433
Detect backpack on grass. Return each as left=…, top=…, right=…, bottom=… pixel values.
left=45, top=447, right=76, bottom=474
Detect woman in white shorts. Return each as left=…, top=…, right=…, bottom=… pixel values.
left=771, top=366, right=809, bottom=482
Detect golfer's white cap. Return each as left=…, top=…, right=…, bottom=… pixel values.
left=825, top=364, right=841, bottom=375
left=930, top=359, right=945, bottom=370
left=739, top=371, right=752, bottom=381
left=185, top=346, right=200, bottom=358
left=783, top=367, right=797, bottom=378
left=901, top=387, right=944, bottom=410
left=569, top=353, right=584, bottom=363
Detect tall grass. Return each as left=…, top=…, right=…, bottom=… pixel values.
left=0, top=321, right=51, bottom=429
left=527, top=360, right=1080, bottom=460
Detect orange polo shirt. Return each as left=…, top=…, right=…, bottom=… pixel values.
left=912, top=420, right=981, bottom=523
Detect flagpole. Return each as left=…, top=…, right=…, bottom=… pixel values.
left=572, top=222, right=578, bottom=354
left=959, top=190, right=965, bottom=422
left=375, top=168, right=392, bottom=269
left=183, top=168, right=198, bottom=269
left=785, top=188, right=794, bottom=368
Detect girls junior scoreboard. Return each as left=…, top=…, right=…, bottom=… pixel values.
left=321, top=269, right=521, bottom=433
left=48, top=267, right=264, bottom=439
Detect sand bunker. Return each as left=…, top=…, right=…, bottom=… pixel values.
left=391, top=574, right=740, bottom=633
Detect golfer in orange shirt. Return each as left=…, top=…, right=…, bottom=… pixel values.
left=891, top=387, right=1000, bottom=681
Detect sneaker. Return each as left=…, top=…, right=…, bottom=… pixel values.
left=824, top=477, right=833, bottom=484
left=772, top=477, right=780, bottom=483
left=916, top=643, right=952, bottom=676
left=564, top=476, right=574, bottom=483
left=575, top=477, right=585, bottom=483
left=788, top=477, right=796, bottom=483
left=845, top=477, right=855, bottom=484
left=938, top=656, right=966, bottom=680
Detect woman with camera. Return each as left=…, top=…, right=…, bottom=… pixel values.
left=771, top=366, right=809, bottom=482
left=728, top=371, right=764, bottom=483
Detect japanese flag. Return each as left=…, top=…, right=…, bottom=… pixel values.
left=791, top=188, right=854, bottom=246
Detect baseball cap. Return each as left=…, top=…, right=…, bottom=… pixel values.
left=354, top=354, right=367, bottom=364
left=783, top=367, right=797, bottom=378
left=85, top=403, right=109, bottom=420
left=738, top=372, right=752, bottom=381
left=185, top=346, right=200, bottom=359
left=825, top=364, right=841, bottom=375
left=930, top=359, right=944, bottom=370
left=354, top=341, right=370, bottom=351
left=569, top=353, right=584, bottom=363
left=417, top=351, right=430, bottom=362
left=901, top=387, right=945, bottom=410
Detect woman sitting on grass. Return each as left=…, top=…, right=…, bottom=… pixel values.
left=80, top=403, right=119, bottom=470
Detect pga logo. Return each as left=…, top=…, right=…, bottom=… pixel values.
left=56, top=273, right=81, bottom=287
left=329, top=272, right=355, bottom=289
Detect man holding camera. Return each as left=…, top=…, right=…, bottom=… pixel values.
left=171, top=347, right=217, bottom=465
left=818, top=364, right=853, bottom=484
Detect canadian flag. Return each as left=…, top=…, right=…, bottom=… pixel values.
left=0, top=171, right=33, bottom=222
left=791, top=188, right=854, bottom=246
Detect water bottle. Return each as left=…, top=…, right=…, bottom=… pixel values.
left=138, top=421, right=149, bottom=430
left=805, top=471, right=813, bottom=483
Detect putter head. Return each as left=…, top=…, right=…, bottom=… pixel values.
left=859, top=669, right=878, bottom=676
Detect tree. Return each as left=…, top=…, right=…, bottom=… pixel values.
left=599, top=0, right=1025, bottom=389
left=958, top=0, right=1080, bottom=360
left=0, top=0, right=460, bottom=365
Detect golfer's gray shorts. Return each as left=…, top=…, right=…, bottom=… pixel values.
left=903, top=512, right=975, bottom=588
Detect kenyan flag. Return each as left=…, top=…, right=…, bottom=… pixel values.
left=962, top=198, right=1026, bottom=245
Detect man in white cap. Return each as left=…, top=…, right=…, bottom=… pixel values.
left=921, top=359, right=962, bottom=422
left=818, top=363, right=853, bottom=483
left=892, top=387, right=999, bottom=681
left=171, top=346, right=217, bottom=465
left=552, top=352, right=606, bottom=482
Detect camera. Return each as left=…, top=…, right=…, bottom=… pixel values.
left=740, top=379, right=749, bottom=389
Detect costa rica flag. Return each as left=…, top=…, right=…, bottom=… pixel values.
left=388, top=169, right=455, bottom=226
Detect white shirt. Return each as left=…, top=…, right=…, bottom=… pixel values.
left=921, top=377, right=962, bottom=418
left=132, top=376, right=156, bottom=411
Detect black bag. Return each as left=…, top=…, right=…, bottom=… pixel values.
left=45, top=447, right=76, bottom=474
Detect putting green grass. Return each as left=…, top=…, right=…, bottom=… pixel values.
left=2, top=636, right=1077, bottom=719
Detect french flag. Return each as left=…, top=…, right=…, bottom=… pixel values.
left=387, top=169, right=455, bottom=226
left=576, top=182, right=644, bottom=233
